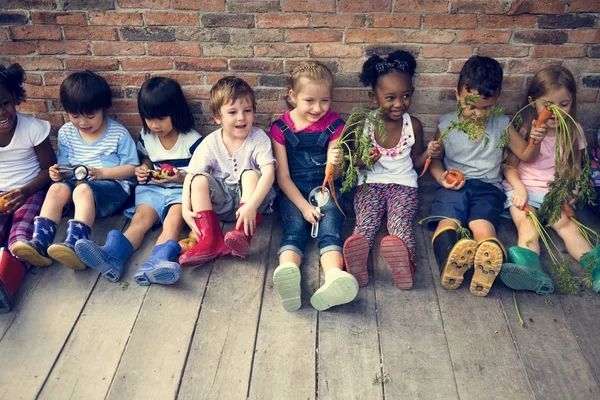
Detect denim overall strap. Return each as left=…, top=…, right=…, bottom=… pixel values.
left=274, top=120, right=299, bottom=147
left=317, top=118, right=344, bottom=147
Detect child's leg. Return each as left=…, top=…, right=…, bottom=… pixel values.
left=7, top=190, right=45, bottom=250
left=551, top=211, right=592, bottom=261
left=384, top=185, right=418, bottom=290
left=190, top=174, right=213, bottom=212
left=124, top=205, right=159, bottom=250
left=71, top=183, right=96, bottom=227
left=509, top=205, right=540, bottom=254
left=39, top=182, right=72, bottom=223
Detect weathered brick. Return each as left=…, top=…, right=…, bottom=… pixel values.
left=89, top=12, right=143, bottom=26
left=571, top=29, right=600, bottom=44
left=92, top=42, right=146, bottom=56
left=257, top=100, right=286, bottom=114
left=182, top=87, right=211, bottom=100
left=230, top=29, right=284, bottom=43
left=3, top=0, right=56, bottom=10
left=254, top=88, right=285, bottom=100
left=174, top=58, right=228, bottom=71
left=337, top=58, right=367, bottom=73
left=456, top=30, right=511, bottom=44
left=227, top=0, right=280, bottom=13
left=206, top=72, right=258, bottom=86
left=201, top=13, right=255, bottom=28
left=563, top=59, right=600, bottom=74
left=394, top=0, right=448, bottom=13
left=116, top=113, right=143, bottom=126
left=287, top=29, right=342, bottom=43
left=9, top=57, right=62, bottom=71
left=38, top=41, right=89, bottom=55
left=479, top=15, right=536, bottom=29
left=506, top=59, right=561, bottom=74
left=230, top=59, right=282, bottom=73
left=146, top=12, right=199, bottom=26
left=9, top=26, right=61, bottom=40
left=151, top=72, right=201, bottom=85
left=112, top=99, right=139, bottom=113
left=333, top=73, right=362, bottom=88
left=285, top=59, right=338, bottom=73
left=332, top=89, right=370, bottom=102
left=578, top=88, right=599, bottom=103
left=17, top=100, right=48, bottom=113
left=365, top=44, right=419, bottom=58
left=282, top=0, right=335, bottom=12
left=532, top=45, right=586, bottom=59
left=582, top=76, right=600, bottom=88
left=340, top=0, right=391, bottom=12
left=310, top=43, right=362, bottom=58
left=63, top=0, right=114, bottom=10
left=66, top=58, right=118, bottom=71
left=257, top=14, right=309, bottom=28
left=100, top=73, right=150, bottom=86
left=148, top=42, right=200, bottom=56
left=400, top=30, right=454, bottom=43
left=121, top=58, right=172, bottom=71
left=424, top=15, right=476, bottom=29
left=416, top=60, right=449, bottom=73
left=507, top=0, right=565, bottom=15
left=258, top=74, right=288, bottom=87
left=0, top=12, right=28, bottom=25
left=24, top=85, right=60, bottom=99
left=172, top=0, right=225, bottom=11
left=31, top=12, right=86, bottom=25
left=514, top=30, right=568, bottom=45
left=176, top=28, right=230, bottom=42
left=255, top=44, right=307, bottom=58
left=422, top=45, right=473, bottom=58
left=122, top=27, right=175, bottom=42
left=539, top=14, right=596, bottom=29
left=312, top=14, right=366, bottom=28
left=24, top=73, right=43, bottom=85
left=64, top=27, right=117, bottom=40
left=416, top=74, right=458, bottom=88
left=118, top=0, right=169, bottom=9
left=476, top=45, right=529, bottom=58
left=43, top=72, right=70, bottom=85
left=346, top=29, right=398, bottom=43
left=568, top=0, right=600, bottom=12
left=451, top=1, right=506, bottom=14
left=369, top=14, right=420, bottom=29
left=590, top=45, right=600, bottom=58
left=0, top=42, right=36, bottom=55
left=203, top=44, right=253, bottom=58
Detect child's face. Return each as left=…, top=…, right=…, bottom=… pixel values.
left=214, top=96, right=254, bottom=140
left=289, top=79, right=331, bottom=126
left=145, top=116, right=175, bottom=137
left=529, top=87, right=573, bottom=130
left=370, top=71, right=414, bottom=123
left=67, top=110, right=106, bottom=136
left=0, top=85, right=18, bottom=137
left=455, top=87, right=499, bottom=121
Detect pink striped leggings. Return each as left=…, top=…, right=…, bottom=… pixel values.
left=0, top=190, right=45, bottom=250
left=353, top=183, right=419, bottom=257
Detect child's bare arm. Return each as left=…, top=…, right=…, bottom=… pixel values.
left=410, top=117, right=428, bottom=169
left=508, top=124, right=545, bottom=162
left=88, top=164, right=137, bottom=180
left=237, top=163, right=276, bottom=235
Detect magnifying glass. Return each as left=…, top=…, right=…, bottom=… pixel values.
left=58, top=164, right=89, bottom=181
left=308, top=186, right=331, bottom=238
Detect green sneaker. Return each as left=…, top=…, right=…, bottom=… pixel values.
left=580, top=245, right=600, bottom=295
left=500, top=246, right=554, bottom=295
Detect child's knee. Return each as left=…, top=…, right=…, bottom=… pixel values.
left=72, top=183, right=94, bottom=202
left=190, top=174, right=209, bottom=192
left=48, top=182, right=71, bottom=201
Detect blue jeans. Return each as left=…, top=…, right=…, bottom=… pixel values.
left=58, top=180, right=129, bottom=218
left=278, top=190, right=344, bottom=259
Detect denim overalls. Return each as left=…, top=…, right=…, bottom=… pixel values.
left=274, top=118, right=345, bottom=259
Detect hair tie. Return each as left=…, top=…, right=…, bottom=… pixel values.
left=375, top=60, right=410, bottom=75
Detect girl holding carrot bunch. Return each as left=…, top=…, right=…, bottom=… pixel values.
left=343, top=51, right=432, bottom=290
left=501, top=65, right=600, bottom=295
left=270, top=61, right=358, bottom=312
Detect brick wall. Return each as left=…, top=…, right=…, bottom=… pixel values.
left=1, top=0, right=599, bottom=144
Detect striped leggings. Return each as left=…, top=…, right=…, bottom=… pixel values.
left=353, top=183, right=419, bottom=257
left=0, top=190, right=45, bottom=250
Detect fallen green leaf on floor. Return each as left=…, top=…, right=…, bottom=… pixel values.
left=120, top=281, right=130, bottom=291
left=372, top=371, right=390, bottom=386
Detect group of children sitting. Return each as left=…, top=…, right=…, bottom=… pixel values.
left=0, top=51, right=599, bottom=314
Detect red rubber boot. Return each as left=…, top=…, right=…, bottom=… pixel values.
left=224, top=204, right=262, bottom=259
left=0, top=248, right=27, bottom=313
left=179, top=210, right=230, bottom=267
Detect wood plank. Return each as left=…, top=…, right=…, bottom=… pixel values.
left=37, top=227, right=161, bottom=400
left=177, top=217, right=273, bottom=399
left=318, top=219, right=382, bottom=400
left=248, top=217, right=319, bottom=400
left=0, top=216, right=126, bottom=400
left=374, top=224, right=458, bottom=399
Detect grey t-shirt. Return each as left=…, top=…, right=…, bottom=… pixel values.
left=439, top=112, right=509, bottom=191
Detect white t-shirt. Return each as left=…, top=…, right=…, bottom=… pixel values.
left=0, top=112, right=50, bottom=192
left=357, top=112, right=418, bottom=188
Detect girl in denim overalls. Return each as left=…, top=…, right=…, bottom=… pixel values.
left=270, top=61, right=359, bottom=312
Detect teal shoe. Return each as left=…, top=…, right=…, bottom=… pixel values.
left=580, top=245, right=600, bottom=295
left=500, top=246, right=554, bottom=295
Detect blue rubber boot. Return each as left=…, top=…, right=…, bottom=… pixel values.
left=134, top=240, right=182, bottom=286
left=11, top=217, right=57, bottom=267
left=48, top=219, right=91, bottom=270
left=75, top=230, right=133, bottom=282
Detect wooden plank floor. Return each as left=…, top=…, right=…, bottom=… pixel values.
left=1, top=184, right=600, bottom=400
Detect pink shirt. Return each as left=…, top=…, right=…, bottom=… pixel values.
left=503, top=134, right=585, bottom=193
left=269, top=109, right=344, bottom=145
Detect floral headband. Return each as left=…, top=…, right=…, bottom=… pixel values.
left=375, top=59, right=410, bottom=74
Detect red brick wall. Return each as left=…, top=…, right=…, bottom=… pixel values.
left=1, top=0, right=599, bottom=144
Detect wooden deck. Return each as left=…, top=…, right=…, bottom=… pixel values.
left=1, top=184, right=600, bottom=400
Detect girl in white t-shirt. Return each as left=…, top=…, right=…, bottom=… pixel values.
left=75, top=77, right=202, bottom=286
left=343, top=51, right=431, bottom=290
left=0, top=63, right=56, bottom=311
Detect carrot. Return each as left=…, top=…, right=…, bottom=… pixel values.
left=523, top=205, right=531, bottom=214
left=419, top=157, right=432, bottom=178
left=562, top=203, right=575, bottom=219
left=322, top=162, right=346, bottom=217
left=522, top=107, right=553, bottom=156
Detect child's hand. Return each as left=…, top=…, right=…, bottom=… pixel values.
left=511, top=188, right=528, bottom=210
left=135, top=166, right=150, bottom=184
left=0, top=189, right=25, bottom=214
left=151, top=167, right=186, bottom=185
left=327, top=147, right=343, bottom=166
left=183, top=209, right=202, bottom=239
left=87, top=167, right=102, bottom=181
left=427, top=140, right=442, bottom=159
left=369, top=148, right=382, bottom=165
left=529, top=121, right=547, bottom=145
left=439, top=171, right=465, bottom=191
left=236, top=203, right=259, bottom=236
left=301, top=204, right=322, bottom=224
left=49, top=164, right=62, bottom=182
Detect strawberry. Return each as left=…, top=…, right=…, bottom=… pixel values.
left=370, top=148, right=381, bottom=157
left=160, top=163, right=176, bottom=176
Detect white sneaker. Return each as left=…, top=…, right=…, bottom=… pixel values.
left=273, top=262, right=301, bottom=312
left=310, top=268, right=359, bottom=311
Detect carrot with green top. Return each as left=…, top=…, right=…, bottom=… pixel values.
left=562, top=203, right=600, bottom=247
left=322, top=162, right=345, bottom=217
left=522, top=107, right=553, bottom=156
